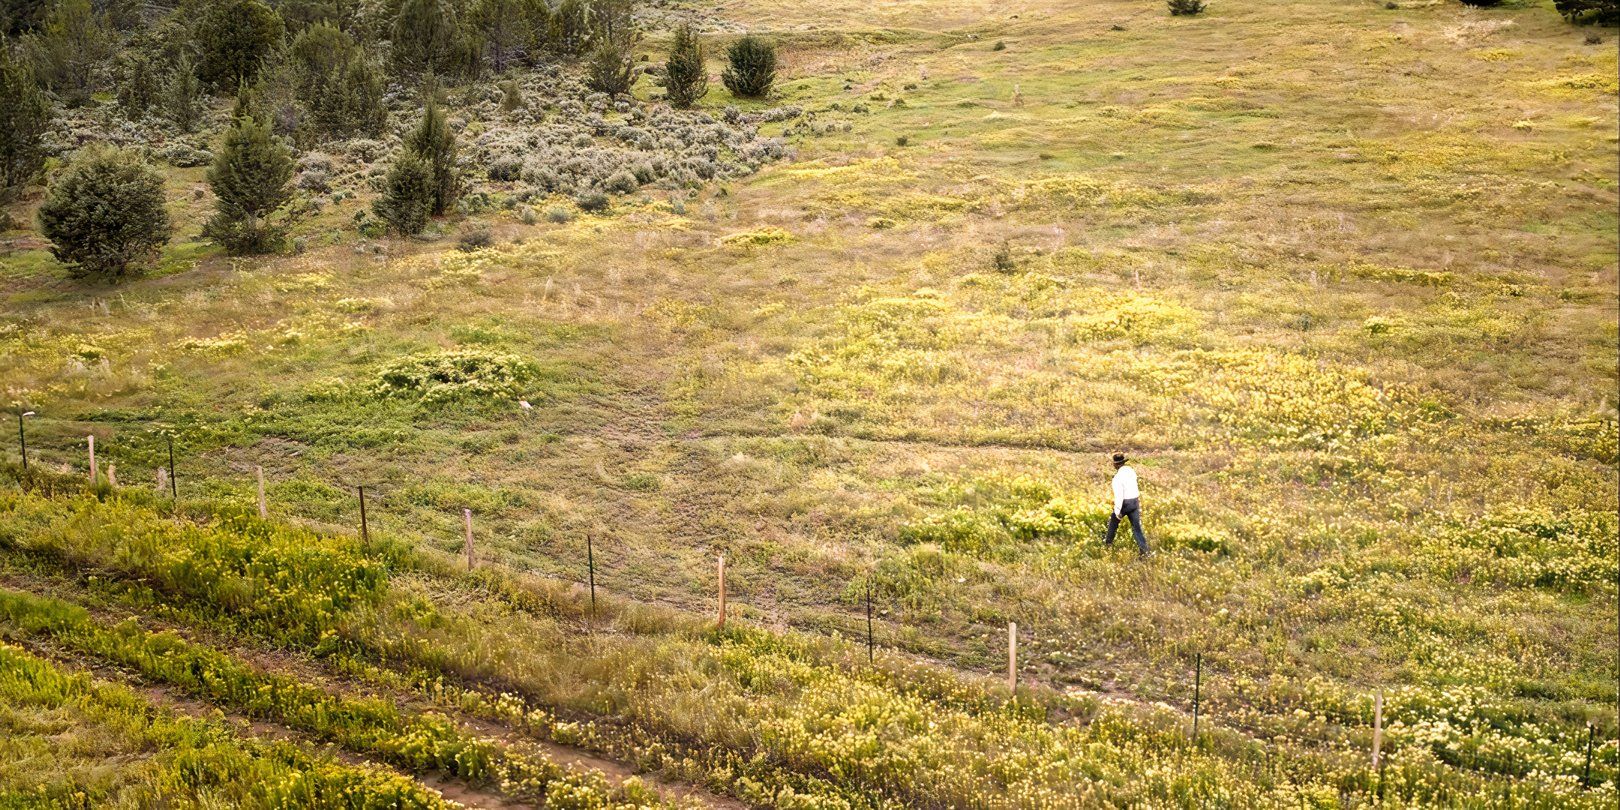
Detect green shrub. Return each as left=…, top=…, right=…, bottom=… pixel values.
left=205, top=114, right=295, bottom=254
left=457, top=227, right=494, bottom=251
left=1167, top=0, right=1207, bottom=14
left=1554, top=0, right=1617, bottom=23
left=664, top=23, right=708, bottom=108
left=372, top=348, right=540, bottom=403
left=373, top=152, right=436, bottom=235
left=193, top=0, right=285, bottom=91
left=722, top=35, right=775, bottom=98
left=37, top=147, right=172, bottom=279
left=0, top=45, right=49, bottom=201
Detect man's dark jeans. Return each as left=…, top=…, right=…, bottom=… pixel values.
left=1106, top=497, right=1149, bottom=556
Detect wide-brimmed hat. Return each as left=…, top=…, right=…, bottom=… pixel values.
left=1112, top=452, right=1127, bottom=466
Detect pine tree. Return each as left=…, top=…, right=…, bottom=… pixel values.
left=204, top=114, right=295, bottom=254
left=664, top=23, right=707, bottom=108
left=193, top=0, right=285, bottom=91
left=404, top=97, right=459, bottom=215
left=0, top=46, right=51, bottom=202
left=372, top=151, right=434, bottom=234
left=721, top=35, right=775, bottom=99
left=37, top=147, right=172, bottom=279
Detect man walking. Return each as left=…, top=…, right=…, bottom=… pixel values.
left=1105, top=452, right=1150, bottom=557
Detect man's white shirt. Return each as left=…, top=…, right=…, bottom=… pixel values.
left=1112, top=465, right=1139, bottom=516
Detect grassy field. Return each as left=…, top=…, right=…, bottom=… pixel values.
left=1, top=0, right=1617, bottom=805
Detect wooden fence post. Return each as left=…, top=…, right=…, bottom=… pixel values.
left=1372, top=690, right=1385, bottom=769
left=586, top=533, right=597, bottom=623
left=1193, top=652, right=1203, bottom=740
left=716, top=554, right=727, bottom=629
left=1007, top=621, right=1018, bottom=694
left=463, top=508, right=475, bottom=570
left=256, top=465, right=267, bottom=518
left=357, top=486, right=369, bottom=545
left=87, top=436, right=96, bottom=484
left=106, top=463, right=117, bottom=489
left=166, top=436, right=177, bottom=499
left=865, top=582, right=874, bottom=663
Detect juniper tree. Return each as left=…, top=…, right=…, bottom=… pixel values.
left=204, top=114, right=295, bottom=254
left=114, top=48, right=164, bottom=118
left=521, top=0, right=551, bottom=59
left=287, top=21, right=355, bottom=96
left=372, top=150, right=434, bottom=234
left=585, top=36, right=635, bottom=95
left=471, top=0, right=527, bottom=71
left=288, top=22, right=384, bottom=138
left=664, top=23, right=707, bottom=108
left=392, top=0, right=457, bottom=76
left=162, top=53, right=205, bottom=132
left=0, top=46, right=51, bottom=202
left=193, top=0, right=284, bottom=91
left=37, top=147, right=172, bottom=279
left=404, top=97, right=459, bottom=214
left=1553, top=0, right=1615, bottom=19
left=721, top=35, right=775, bottom=98
left=23, top=0, right=110, bottom=107
left=316, top=54, right=386, bottom=137
left=546, top=0, right=589, bottom=55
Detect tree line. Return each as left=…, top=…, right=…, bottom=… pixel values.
left=1, top=0, right=782, bottom=279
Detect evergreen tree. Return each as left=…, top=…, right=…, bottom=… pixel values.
left=23, top=0, right=111, bottom=107
left=204, top=113, right=295, bottom=254
left=287, top=20, right=355, bottom=96
left=315, top=54, right=385, bottom=137
left=372, top=150, right=434, bottom=234
left=37, top=147, right=172, bottom=279
left=0, top=46, right=51, bottom=202
left=287, top=21, right=383, bottom=139
left=403, top=97, right=459, bottom=214
left=162, top=53, right=204, bottom=132
left=471, top=0, right=526, bottom=71
left=664, top=23, right=707, bottom=108
left=546, top=0, right=588, bottom=55
left=193, top=0, right=285, bottom=91
left=585, top=35, right=634, bottom=95
left=3, top=0, right=50, bottom=35
left=721, top=35, right=775, bottom=98
left=392, top=0, right=457, bottom=76
left=521, top=0, right=551, bottom=60
left=1554, top=0, right=1617, bottom=22
left=114, top=48, right=164, bottom=118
